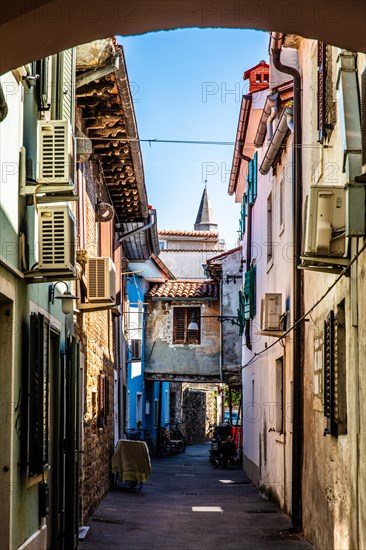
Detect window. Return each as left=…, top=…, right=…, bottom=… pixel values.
left=159, top=241, right=167, bottom=250
left=264, top=74, right=269, bottom=83
left=256, top=73, right=261, bottom=82
left=317, top=42, right=335, bottom=143
left=173, top=307, right=201, bottom=344
left=243, top=264, right=256, bottom=321
left=239, top=193, right=247, bottom=240
left=28, top=313, right=50, bottom=476
left=267, top=193, right=273, bottom=264
left=136, top=393, right=143, bottom=424
left=131, top=339, right=142, bottom=360
left=324, top=300, right=347, bottom=436
left=361, top=68, right=366, bottom=165
left=247, top=153, right=258, bottom=206
left=276, top=357, right=284, bottom=433
left=98, top=372, right=109, bottom=428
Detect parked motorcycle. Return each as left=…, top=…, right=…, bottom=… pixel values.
left=209, top=422, right=238, bottom=468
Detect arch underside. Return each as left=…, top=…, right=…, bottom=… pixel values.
left=1, top=0, right=366, bottom=74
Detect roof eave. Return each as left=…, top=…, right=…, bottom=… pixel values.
left=228, top=94, right=252, bottom=196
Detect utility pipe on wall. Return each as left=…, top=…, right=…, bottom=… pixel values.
left=270, top=32, right=303, bottom=533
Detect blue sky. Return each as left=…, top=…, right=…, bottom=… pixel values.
left=119, top=29, right=269, bottom=249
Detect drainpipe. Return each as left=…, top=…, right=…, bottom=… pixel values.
left=270, top=32, right=303, bottom=533
left=267, top=103, right=278, bottom=141
left=117, top=210, right=156, bottom=241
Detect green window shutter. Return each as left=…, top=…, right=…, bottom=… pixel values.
left=247, top=160, right=253, bottom=205
left=244, top=266, right=256, bottom=321
left=239, top=193, right=247, bottom=239
left=250, top=264, right=256, bottom=319
left=29, top=313, right=49, bottom=476
left=253, top=152, right=258, bottom=202
left=53, top=49, right=75, bottom=123
left=237, top=290, right=245, bottom=336
left=244, top=270, right=251, bottom=320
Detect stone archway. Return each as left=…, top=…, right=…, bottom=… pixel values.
left=1, top=0, right=366, bottom=74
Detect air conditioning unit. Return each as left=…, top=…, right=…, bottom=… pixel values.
left=303, top=186, right=346, bottom=257
left=86, top=257, right=116, bottom=303
left=38, top=205, right=76, bottom=272
left=36, top=120, right=75, bottom=185
left=261, top=293, right=282, bottom=331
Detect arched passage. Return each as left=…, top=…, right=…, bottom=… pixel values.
left=1, top=0, right=365, bottom=74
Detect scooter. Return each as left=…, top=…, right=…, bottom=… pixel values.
left=209, top=422, right=238, bottom=468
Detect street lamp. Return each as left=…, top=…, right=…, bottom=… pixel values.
left=49, top=281, right=78, bottom=315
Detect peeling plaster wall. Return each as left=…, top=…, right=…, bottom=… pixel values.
left=300, top=41, right=366, bottom=550
left=221, top=250, right=242, bottom=368
left=145, top=300, right=220, bottom=378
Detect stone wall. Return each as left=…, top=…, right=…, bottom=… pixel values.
left=182, top=385, right=217, bottom=443
left=75, top=145, right=117, bottom=523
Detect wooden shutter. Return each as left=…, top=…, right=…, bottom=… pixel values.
left=248, top=160, right=253, bottom=205
left=244, top=266, right=256, bottom=321
left=38, top=58, right=51, bottom=111
left=173, top=307, right=200, bottom=344
left=173, top=308, right=186, bottom=343
left=237, top=290, right=245, bottom=336
left=252, top=152, right=258, bottom=202
left=239, top=193, right=247, bottom=239
left=250, top=265, right=256, bottom=319
left=29, top=313, right=49, bottom=476
left=324, top=311, right=335, bottom=435
left=361, top=68, right=366, bottom=166
left=53, top=49, right=75, bottom=123
left=98, top=373, right=106, bottom=428
left=317, top=42, right=327, bottom=143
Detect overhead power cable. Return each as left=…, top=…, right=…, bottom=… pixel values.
left=76, top=136, right=327, bottom=148
left=240, top=239, right=366, bottom=371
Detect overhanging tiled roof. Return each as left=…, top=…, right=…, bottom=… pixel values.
left=159, top=229, right=218, bottom=238
left=146, top=280, right=218, bottom=299
left=76, top=42, right=148, bottom=224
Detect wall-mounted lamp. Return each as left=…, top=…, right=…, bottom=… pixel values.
left=188, top=313, right=242, bottom=328
left=49, top=281, right=78, bottom=315
left=188, top=312, right=199, bottom=331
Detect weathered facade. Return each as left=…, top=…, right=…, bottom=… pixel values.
left=228, top=33, right=366, bottom=550
left=207, top=247, right=243, bottom=387
left=145, top=280, right=221, bottom=382
left=299, top=41, right=366, bottom=550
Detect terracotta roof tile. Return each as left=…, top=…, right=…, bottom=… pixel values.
left=158, top=229, right=218, bottom=238
left=146, top=280, right=218, bottom=299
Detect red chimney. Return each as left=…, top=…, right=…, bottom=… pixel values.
left=243, top=60, right=270, bottom=94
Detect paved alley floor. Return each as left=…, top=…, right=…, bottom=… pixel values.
left=80, top=444, right=313, bottom=550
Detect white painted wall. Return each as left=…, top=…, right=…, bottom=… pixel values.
left=0, top=72, right=23, bottom=269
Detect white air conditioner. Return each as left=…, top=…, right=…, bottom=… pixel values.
left=303, top=186, right=346, bottom=257
left=38, top=205, right=76, bottom=272
left=261, top=293, right=282, bottom=331
left=86, top=257, right=116, bottom=303
left=36, top=120, right=75, bottom=185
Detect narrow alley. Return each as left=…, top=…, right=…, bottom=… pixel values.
left=80, top=444, right=313, bottom=550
